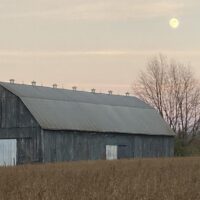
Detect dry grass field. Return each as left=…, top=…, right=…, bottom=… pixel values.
left=0, top=157, right=199, bottom=200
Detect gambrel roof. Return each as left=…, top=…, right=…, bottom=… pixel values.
left=0, top=82, right=175, bottom=136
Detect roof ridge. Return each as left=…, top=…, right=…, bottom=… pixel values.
left=0, top=81, right=133, bottom=98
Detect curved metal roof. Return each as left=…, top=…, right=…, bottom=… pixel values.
left=0, top=82, right=175, bottom=136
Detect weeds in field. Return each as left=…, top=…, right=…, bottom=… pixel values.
left=0, top=157, right=199, bottom=200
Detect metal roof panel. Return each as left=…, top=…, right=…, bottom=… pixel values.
left=0, top=82, right=175, bottom=136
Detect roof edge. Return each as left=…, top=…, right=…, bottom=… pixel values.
left=42, top=128, right=175, bottom=137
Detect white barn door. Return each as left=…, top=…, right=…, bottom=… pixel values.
left=0, top=139, right=17, bottom=166
left=106, top=145, right=118, bottom=160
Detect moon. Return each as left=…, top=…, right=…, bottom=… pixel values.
left=169, top=18, right=180, bottom=29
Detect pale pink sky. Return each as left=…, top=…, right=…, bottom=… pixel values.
left=0, top=0, right=200, bottom=94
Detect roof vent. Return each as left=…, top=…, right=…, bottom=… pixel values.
left=125, top=92, right=130, bottom=96
left=72, top=86, right=77, bottom=91
left=53, top=84, right=57, bottom=89
left=108, top=90, right=113, bottom=95
left=32, top=81, right=36, bottom=86
left=9, top=79, right=15, bottom=84
left=91, top=88, right=96, bottom=93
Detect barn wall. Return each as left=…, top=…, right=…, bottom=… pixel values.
left=0, top=86, right=42, bottom=164
left=42, top=130, right=174, bottom=163
left=134, top=135, right=174, bottom=158
left=42, top=131, right=134, bottom=162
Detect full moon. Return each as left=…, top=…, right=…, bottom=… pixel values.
left=169, top=18, right=180, bottom=29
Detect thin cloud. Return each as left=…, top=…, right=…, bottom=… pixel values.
left=0, top=0, right=185, bottom=21
left=0, top=50, right=200, bottom=57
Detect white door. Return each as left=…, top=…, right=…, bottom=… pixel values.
left=106, top=145, right=118, bottom=160
left=0, top=139, right=17, bottom=166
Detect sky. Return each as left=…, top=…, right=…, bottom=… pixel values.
left=0, top=0, right=200, bottom=94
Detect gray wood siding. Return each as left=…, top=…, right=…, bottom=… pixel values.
left=0, top=86, right=42, bottom=164
left=134, top=135, right=174, bottom=158
left=0, top=86, right=38, bottom=128
left=43, top=130, right=174, bottom=163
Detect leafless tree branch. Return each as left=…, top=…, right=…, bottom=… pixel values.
left=133, top=55, right=200, bottom=138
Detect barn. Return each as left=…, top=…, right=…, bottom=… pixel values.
left=0, top=81, right=175, bottom=165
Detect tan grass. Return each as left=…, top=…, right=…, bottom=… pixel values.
left=0, top=157, right=199, bottom=200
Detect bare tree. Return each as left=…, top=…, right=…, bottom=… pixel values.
left=133, top=55, right=200, bottom=138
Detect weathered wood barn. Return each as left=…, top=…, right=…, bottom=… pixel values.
left=0, top=81, right=175, bottom=165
